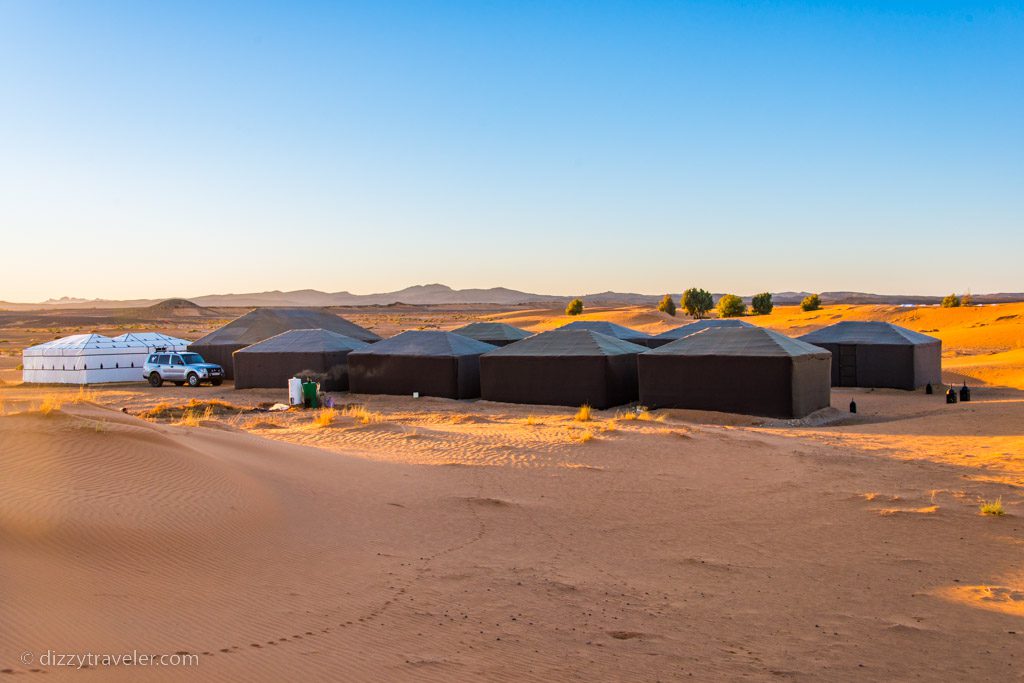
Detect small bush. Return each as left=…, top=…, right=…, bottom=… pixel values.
left=16, top=363, right=23, bottom=371
left=565, top=298, right=584, bottom=316
left=941, top=293, right=961, bottom=308
left=177, top=406, right=213, bottom=427
left=574, top=404, right=592, bottom=422
left=682, top=288, right=714, bottom=319
left=524, top=415, right=541, bottom=426
left=751, top=292, right=773, bottom=315
left=961, top=292, right=973, bottom=306
left=717, top=294, right=746, bottom=318
left=801, top=293, right=822, bottom=312
left=657, top=294, right=676, bottom=317
left=312, top=408, right=337, bottom=428
left=980, top=498, right=1005, bottom=516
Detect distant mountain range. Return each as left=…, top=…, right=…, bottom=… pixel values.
left=3, top=284, right=1022, bottom=310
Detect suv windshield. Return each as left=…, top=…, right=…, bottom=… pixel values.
left=180, top=353, right=206, bottom=365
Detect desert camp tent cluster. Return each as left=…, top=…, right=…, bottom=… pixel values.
left=233, top=329, right=369, bottom=391
left=189, top=308, right=381, bottom=378
left=22, top=333, right=190, bottom=384
left=18, top=306, right=944, bottom=419
left=797, top=321, right=941, bottom=390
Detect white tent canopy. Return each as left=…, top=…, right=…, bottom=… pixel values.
left=22, top=332, right=190, bottom=384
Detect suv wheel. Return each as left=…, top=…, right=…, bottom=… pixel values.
left=148, top=373, right=163, bottom=387
left=187, top=372, right=200, bottom=387
left=211, top=379, right=223, bottom=386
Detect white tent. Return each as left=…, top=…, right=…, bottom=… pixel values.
left=22, top=333, right=190, bottom=384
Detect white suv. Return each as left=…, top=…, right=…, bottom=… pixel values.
left=143, top=352, right=224, bottom=387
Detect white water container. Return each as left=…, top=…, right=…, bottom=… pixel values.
left=288, top=377, right=304, bottom=406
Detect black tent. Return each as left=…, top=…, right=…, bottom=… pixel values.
left=232, top=329, right=369, bottom=391
left=451, top=322, right=533, bottom=347
left=647, top=318, right=754, bottom=348
left=556, top=320, right=652, bottom=347
left=639, top=327, right=832, bottom=418
left=480, top=329, right=647, bottom=409
left=347, top=331, right=496, bottom=399
left=189, top=308, right=380, bottom=379
left=797, top=321, right=941, bottom=389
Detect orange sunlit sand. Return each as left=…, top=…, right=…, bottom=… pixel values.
left=1, top=302, right=1022, bottom=680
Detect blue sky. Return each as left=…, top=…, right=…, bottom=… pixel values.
left=1, top=1, right=1021, bottom=301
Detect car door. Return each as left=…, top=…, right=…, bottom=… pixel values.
left=168, top=355, right=186, bottom=381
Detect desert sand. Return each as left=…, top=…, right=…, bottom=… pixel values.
left=1, top=303, right=1022, bottom=680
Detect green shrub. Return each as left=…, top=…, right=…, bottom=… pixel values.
left=941, top=293, right=961, bottom=308
left=565, top=298, right=584, bottom=316
left=751, top=292, right=773, bottom=315
left=801, top=293, right=822, bottom=312
left=717, top=294, right=746, bottom=318
left=657, top=294, right=677, bottom=317
left=682, top=288, right=714, bottom=319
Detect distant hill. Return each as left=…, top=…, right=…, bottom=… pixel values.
left=6, top=284, right=1024, bottom=310
left=143, top=299, right=222, bottom=318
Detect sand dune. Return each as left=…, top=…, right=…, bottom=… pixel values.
left=1, top=386, right=1021, bottom=680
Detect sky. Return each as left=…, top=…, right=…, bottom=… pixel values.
left=1, top=1, right=1021, bottom=302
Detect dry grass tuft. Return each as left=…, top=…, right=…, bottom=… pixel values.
left=570, top=428, right=596, bottom=444
left=524, top=415, right=542, bottom=426
left=339, top=404, right=384, bottom=425
left=574, top=404, right=593, bottom=422
left=71, top=387, right=96, bottom=404
left=615, top=407, right=665, bottom=423
left=141, top=399, right=241, bottom=421
left=38, top=395, right=63, bottom=416
left=980, top=498, right=1005, bottom=516
left=601, top=420, right=618, bottom=433
left=312, top=408, right=337, bottom=428
left=176, top=405, right=214, bottom=427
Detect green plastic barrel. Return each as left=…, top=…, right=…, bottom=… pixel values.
left=302, top=381, right=319, bottom=409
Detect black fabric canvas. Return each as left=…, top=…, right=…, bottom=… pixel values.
left=555, top=320, right=651, bottom=347
left=480, top=329, right=647, bottom=409
left=452, top=322, right=533, bottom=347
left=797, top=321, right=941, bottom=389
left=647, top=318, right=755, bottom=348
left=232, top=329, right=369, bottom=391
left=189, top=308, right=380, bottom=379
left=347, top=331, right=496, bottom=399
left=638, top=327, right=832, bottom=418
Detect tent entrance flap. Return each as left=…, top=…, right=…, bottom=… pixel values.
left=838, top=344, right=857, bottom=387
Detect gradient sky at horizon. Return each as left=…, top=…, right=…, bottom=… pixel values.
left=1, top=1, right=1021, bottom=302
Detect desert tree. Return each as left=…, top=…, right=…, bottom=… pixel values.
left=657, top=294, right=677, bottom=317
left=682, top=288, right=714, bottom=319
left=717, top=294, right=746, bottom=318
left=941, top=293, right=961, bottom=308
left=751, top=292, right=773, bottom=315
left=565, top=298, right=584, bottom=316
left=801, top=293, right=822, bottom=312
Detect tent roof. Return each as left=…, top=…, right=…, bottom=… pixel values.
left=191, top=308, right=381, bottom=346
left=484, top=329, right=648, bottom=357
left=24, top=333, right=144, bottom=354
left=111, top=332, right=191, bottom=346
left=651, top=318, right=754, bottom=341
left=236, top=328, right=370, bottom=354
left=556, top=320, right=650, bottom=342
left=349, top=330, right=496, bottom=357
left=798, top=321, right=940, bottom=346
left=649, top=326, right=830, bottom=358
left=452, top=322, right=533, bottom=342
